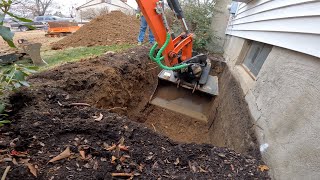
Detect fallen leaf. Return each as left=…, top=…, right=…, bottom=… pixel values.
left=119, top=137, right=125, bottom=146
left=93, top=113, right=103, bottom=121
left=164, top=159, right=171, bottom=164
left=49, top=147, right=71, bottom=163
left=231, top=164, right=235, bottom=171
left=12, top=158, right=18, bottom=165
left=199, top=166, right=208, bottom=173
left=174, top=158, right=180, bottom=166
left=258, top=165, right=270, bottom=172
left=111, top=156, right=117, bottom=164
left=27, top=163, right=37, bottom=177
left=79, top=150, right=86, bottom=159
left=10, top=150, right=28, bottom=157
left=106, top=144, right=117, bottom=151
left=119, top=145, right=129, bottom=151
left=138, top=163, right=145, bottom=172
left=120, top=155, right=130, bottom=163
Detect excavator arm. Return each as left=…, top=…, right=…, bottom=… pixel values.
left=136, top=0, right=193, bottom=67
left=136, top=0, right=219, bottom=122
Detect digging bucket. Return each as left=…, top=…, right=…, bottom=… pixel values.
left=150, top=70, right=219, bottom=122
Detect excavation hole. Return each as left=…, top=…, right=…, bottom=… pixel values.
left=24, top=47, right=259, bottom=157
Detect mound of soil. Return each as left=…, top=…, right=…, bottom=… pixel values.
left=30, top=47, right=156, bottom=122
left=52, top=11, right=140, bottom=50
left=0, top=47, right=270, bottom=179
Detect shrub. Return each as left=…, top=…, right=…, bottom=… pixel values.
left=167, top=0, right=216, bottom=51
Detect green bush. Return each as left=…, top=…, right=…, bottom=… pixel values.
left=0, top=64, right=38, bottom=124
left=167, top=0, right=216, bottom=51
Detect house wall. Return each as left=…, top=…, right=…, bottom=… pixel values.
left=221, top=1, right=320, bottom=178
left=226, top=0, right=320, bottom=58
left=223, top=34, right=320, bottom=179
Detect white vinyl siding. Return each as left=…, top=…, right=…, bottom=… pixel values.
left=226, top=0, right=320, bottom=58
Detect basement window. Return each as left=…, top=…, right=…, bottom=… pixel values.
left=243, top=41, right=273, bottom=77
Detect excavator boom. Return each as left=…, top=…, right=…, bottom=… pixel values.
left=136, top=0, right=219, bottom=122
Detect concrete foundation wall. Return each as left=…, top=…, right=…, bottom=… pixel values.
left=223, top=35, right=320, bottom=179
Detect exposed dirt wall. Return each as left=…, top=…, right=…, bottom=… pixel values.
left=208, top=65, right=259, bottom=156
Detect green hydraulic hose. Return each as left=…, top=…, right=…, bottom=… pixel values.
left=149, top=33, right=188, bottom=70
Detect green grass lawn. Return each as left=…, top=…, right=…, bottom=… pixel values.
left=40, top=44, right=133, bottom=70
left=1, top=44, right=134, bottom=72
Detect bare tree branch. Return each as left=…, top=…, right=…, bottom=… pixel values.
left=11, top=0, right=55, bottom=17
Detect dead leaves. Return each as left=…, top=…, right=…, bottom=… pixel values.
left=258, top=165, right=270, bottom=172
left=79, top=150, right=86, bottom=159
left=49, top=147, right=71, bottom=163
left=1, top=166, right=11, bottom=180
left=27, top=163, right=38, bottom=177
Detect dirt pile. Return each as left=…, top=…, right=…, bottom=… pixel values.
left=0, top=47, right=270, bottom=179
left=30, top=47, right=156, bottom=122
left=52, top=11, right=140, bottom=50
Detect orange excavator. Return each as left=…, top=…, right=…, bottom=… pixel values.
left=136, top=0, right=219, bottom=122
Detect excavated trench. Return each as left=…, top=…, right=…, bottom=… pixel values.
left=0, top=47, right=268, bottom=179
left=26, top=47, right=259, bottom=157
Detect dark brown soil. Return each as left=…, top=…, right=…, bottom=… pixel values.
left=0, top=47, right=270, bottom=179
left=51, top=11, right=140, bottom=50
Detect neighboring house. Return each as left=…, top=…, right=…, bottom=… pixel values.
left=75, top=0, right=135, bottom=22
left=221, top=0, right=320, bottom=179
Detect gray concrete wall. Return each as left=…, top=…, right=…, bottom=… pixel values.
left=223, top=35, right=320, bottom=179
left=253, top=47, right=320, bottom=179
left=209, top=0, right=232, bottom=53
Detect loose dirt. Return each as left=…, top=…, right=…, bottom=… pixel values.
left=52, top=11, right=140, bottom=50
left=0, top=47, right=270, bottom=179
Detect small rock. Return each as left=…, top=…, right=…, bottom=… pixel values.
left=105, top=51, right=115, bottom=55
left=146, top=155, right=154, bottom=161
left=174, top=158, right=180, bottom=165
left=164, top=159, right=171, bottom=164
left=33, top=122, right=40, bottom=127
left=116, top=164, right=122, bottom=171
left=3, top=158, right=12, bottom=162
left=83, top=163, right=91, bottom=169
left=152, top=161, right=159, bottom=169
left=218, top=153, right=226, bottom=158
